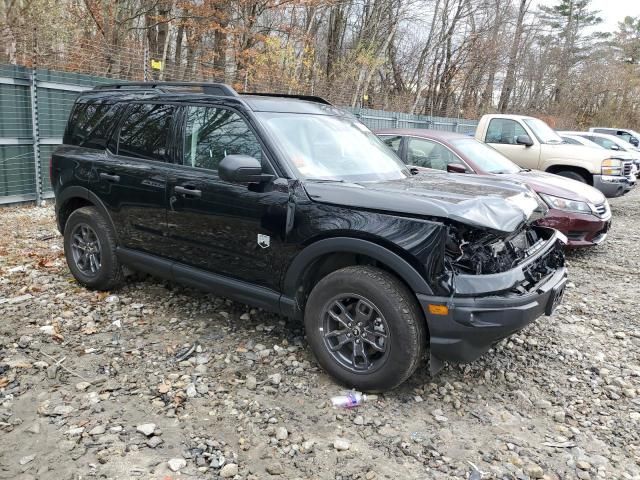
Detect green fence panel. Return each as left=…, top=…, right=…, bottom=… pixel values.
left=0, top=63, right=480, bottom=204
left=0, top=65, right=34, bottom=199
left=0, top=146, right=36, bottom=199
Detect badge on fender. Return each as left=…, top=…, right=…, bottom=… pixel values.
left=257, top=234, right=270, bottom=249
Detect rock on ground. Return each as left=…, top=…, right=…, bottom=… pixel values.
left=0, top=192, right=639, bottom=479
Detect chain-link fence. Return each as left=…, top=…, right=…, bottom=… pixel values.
left=0, top=62, right=478, bottom=205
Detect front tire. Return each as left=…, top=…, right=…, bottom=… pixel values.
left=63, top=206, right=124, bottom=290
left=304, top=266, right=426, bottom=392
left=555, top=170, right=587, bottom=183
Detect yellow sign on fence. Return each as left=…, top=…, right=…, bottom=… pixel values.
left=151, top=59, right=163, bottom=71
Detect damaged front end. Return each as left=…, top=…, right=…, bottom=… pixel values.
left=443, top=224, right=565, bottom=295
left=422, top=223, right=568, bottom=375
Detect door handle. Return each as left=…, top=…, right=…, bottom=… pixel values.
left=99, top=172, right=120, bottom=182
left=174, top=185, right=202, bottom=198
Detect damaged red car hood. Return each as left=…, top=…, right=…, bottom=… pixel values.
left=303, top=172, right=547, bottom=233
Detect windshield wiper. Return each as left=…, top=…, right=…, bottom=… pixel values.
left=304, top=178, right=346, bottom=183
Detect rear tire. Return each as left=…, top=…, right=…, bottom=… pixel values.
left=554, top=170, right=587, bottom=183
left=304, top=265, right=426, bottom=392
left=63, top=206, right=124, bottom=291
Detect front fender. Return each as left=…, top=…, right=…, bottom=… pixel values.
left=282, top=236, right=435, bottom=301
left=540, top=158, right=599, bottom=174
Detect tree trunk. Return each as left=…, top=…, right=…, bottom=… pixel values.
left=498, top=0, right=529, bottom=113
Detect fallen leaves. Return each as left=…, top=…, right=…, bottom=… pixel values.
left=36, top=256, right=58, bottom=269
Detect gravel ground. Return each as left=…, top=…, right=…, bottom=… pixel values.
left=0, top=189, right=639, bottom=480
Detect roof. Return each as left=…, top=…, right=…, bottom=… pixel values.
left=480, top=113, right=537, bottom=121
left=374, top=128, right=470, bottom=141
left=561, top=130, right=625, bottom=140
left=240, top=95, right=348, bottom=115
left=84, top=82, right=347, bottom=116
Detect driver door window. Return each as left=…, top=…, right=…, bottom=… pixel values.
left=486, top=119, right=528, bottom=145
left=182, top=106, right=263, bottom=171
left=380, top=135, right=403, bottom=155
left=406, top=138, right=464, bottom=170
left=587, top=136, right=617, bottom=150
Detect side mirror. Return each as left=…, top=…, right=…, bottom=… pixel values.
left=610, top=145, right=621, bottom=151
left=219, top=155, right=273, bottom=184
left=447, top=163, right=468, bottom=174
left=631, top=138, right=639, bottom=147
left=516, top=135, right=534, bottom=147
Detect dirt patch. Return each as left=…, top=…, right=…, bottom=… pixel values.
left=0, top=190, right=639, bottom=479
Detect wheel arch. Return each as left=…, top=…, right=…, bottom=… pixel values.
left=281, top=236, right=433, bottom=320
left=544, top=163, right=594, bottom=185
left=56, top=186, right=118, bottom=240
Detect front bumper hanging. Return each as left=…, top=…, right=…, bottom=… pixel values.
left=420, top=230, right=568, bottom=373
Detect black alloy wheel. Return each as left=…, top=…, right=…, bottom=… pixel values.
left=63, top=206, right=124, bottom=290
left=69, top=223, right=102, bottom=276
left=322, top=295, right=390, bottom=373
left=305, top=265, right=426, bottom=392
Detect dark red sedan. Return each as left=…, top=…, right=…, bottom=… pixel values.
left=376, top=129, right=611, bottom=247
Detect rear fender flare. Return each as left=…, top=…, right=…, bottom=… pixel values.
left=56, top=186, right=118, bottom=241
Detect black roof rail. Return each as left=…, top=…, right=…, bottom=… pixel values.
left=93, top=82, right=238, bottom=97
left=240, top=92, right=332, bottom=105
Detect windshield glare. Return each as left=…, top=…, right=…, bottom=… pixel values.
left=451, top=138, right=521, bottom=174
left=523, top=118, right=563, bottom=144
left=256, top=112, right=409, bottom=182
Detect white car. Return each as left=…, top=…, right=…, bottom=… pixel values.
left=560, top=131, right=640, bottom=178
left=589, top=127, right=640, bottom=148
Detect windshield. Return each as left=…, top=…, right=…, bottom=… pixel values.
left=256, top=112, right=410, bottom=182
left=523, top=118, right=563, bottom=144
left=451, top=138, right=521, bottom=174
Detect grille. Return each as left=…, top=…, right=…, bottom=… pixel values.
left=510, top=242, right=565, bottom=295
left=623, top=161, right=632, bottom=176
left=594, top=202, right=609, bottom=217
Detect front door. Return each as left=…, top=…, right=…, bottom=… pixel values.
left=484, top=118, right=541, bottom=170
left=92, top=102, right=177, bottom=256
left=165, top=104, right=289, bottom=291
left=405, top=137, right=470, bottom=171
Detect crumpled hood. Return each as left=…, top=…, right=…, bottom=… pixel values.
left=503, top=170, right=605, bottom=205
left=302, top=172, right=547, bottom=233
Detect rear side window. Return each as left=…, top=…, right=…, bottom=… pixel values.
left=64, top=101, right=120, bottom=149
left=562, top=136, right=581, bottom=145
left=117, top=103, right=175, bottom=161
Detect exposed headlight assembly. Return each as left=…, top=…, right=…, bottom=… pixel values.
left=601, top=158, right=622, bottom=176
left=539, top=193, right=592, bottom=214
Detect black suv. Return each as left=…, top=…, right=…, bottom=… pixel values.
left=52, top=82, right=567, bottom=391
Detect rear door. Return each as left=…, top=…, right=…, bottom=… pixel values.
left=165, top=104, right=288, bottom=291
left=484, top=118, right=541, bottom=169
left=92, top=102, right=176, bottom=256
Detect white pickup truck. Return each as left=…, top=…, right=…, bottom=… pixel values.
left=475, top=114, right=635, bottom=198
